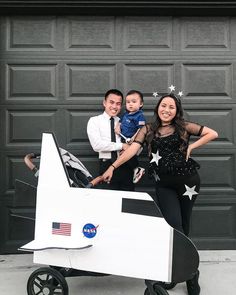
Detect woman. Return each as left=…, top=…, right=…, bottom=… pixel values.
left=103, top=93, right=218, bottom=295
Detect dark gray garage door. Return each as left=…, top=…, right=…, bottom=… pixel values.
left=0, top=15, right=235, bottom=253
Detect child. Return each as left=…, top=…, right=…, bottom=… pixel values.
left=116, top=90, right=146, bottom=183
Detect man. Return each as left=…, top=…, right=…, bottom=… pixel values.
left=87, top=89, right=134, bottom=191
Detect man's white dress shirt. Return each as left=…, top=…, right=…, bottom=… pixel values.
left=87, top=111, right=122, bottom=159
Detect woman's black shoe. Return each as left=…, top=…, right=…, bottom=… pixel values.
left=186, top=270, right=200, bottom=295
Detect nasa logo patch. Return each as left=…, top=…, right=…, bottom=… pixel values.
left=82, top=223, right=99, bottom=239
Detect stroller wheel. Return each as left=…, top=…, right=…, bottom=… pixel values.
left=27, top=267, right=68, bottom=295
left=144, top=284, right=169, bottom=295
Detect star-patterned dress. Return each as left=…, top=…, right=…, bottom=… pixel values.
left=135, top=121, right=203, bottom=177
left=134, top=121, right=204, bottom=235
left=149, top=127, right=201, bottom=179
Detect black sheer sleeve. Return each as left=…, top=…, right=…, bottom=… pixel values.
left=184, top=121, right=204, bottom=137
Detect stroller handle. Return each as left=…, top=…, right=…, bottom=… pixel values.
left=24, top=152, right=104, bottom=186
left=24, top=153, right=39, bottom=176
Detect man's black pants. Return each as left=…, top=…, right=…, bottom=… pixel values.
left=99, top=159, right=134, bottom=191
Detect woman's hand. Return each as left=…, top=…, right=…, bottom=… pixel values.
left=89, top=175, right=104, bottom=187
left=103, top=165, right=115, bottom=183
left=186, top=144, right=193, bottom=161
left=186, top=126, right=218, bottom=161
left=103, top=142, right=141, bottom=181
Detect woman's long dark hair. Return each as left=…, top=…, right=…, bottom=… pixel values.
left=146, top=93, right=186, bottom=153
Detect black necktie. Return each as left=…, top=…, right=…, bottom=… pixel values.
left=110, top=117, right=117, bottom=162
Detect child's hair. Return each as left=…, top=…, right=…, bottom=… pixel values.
left=126, top=90, right=144, bottom=104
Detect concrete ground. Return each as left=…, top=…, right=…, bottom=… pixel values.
left=0, top=251, right=236, bottom=294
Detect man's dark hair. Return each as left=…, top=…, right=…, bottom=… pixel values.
left=126, top=90, right=144, bottom=103
left=104, top=89, right=123, bottom=103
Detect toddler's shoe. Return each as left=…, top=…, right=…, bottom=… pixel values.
left=133, top=167, right=145, bottom=183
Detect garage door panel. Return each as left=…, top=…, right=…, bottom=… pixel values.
left=195, top=153, right=236, bottom=195
left=182, top=63, right=233, bottom=102
left=181, top=17, right=231, bottom=50
left=65, top=16, right=116, bottom=51
left=123, top=64, right=174, bottom=95
left=123, top=16, right=173, bottom=51
left=6, top=16, right=57, bottom=51
left=192, top=204, right=236, bottom=237
left=65, top=64, right=116, bottom=102
left=0, top=152, right=37, bottom=198
left=191, top=204, right=236, bottom=250
left=4, top=109, right=58, bottom=148
left=9, top=208, right=35, bottom=239
left=4, top=155, right=35, bottom=193
left=185, top=108, right=235, bottom=147
left=5, top=64, right=58, bottom=101
left=65, top=109, right=94, bottom=150
left=0, top=203, right=35, bottom=253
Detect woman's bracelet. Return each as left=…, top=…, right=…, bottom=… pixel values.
left=111, top=164, right=116, bottom=169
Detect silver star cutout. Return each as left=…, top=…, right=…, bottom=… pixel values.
left=153, top=170, right=160, bottom=181
left=178, top=91, right=183, bottom=97
left=183, top=185, right=198, bottom=200
left=169, top=85, right=175, bottom=92
left=153, top=92, right=158, bottom=98
left=150, top=150, right=162, bottom=165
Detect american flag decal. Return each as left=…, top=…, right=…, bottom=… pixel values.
left=52, top=222, right=71, bottom=236
left=138, top=121, right=145, bottom=125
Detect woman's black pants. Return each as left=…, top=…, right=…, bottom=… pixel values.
left=155, top=172, right=200, bottom=236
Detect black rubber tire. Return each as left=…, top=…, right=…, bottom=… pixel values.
left=27, top=267, right=69, bottom=295
left=144, top=284, right=169, bottom=295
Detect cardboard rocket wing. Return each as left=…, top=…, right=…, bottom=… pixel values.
left=20, top=132, right=199, bottom=283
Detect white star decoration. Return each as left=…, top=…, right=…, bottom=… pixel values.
left=169, top=85, right=175, bottom=92
left=178, top=91, right=183, bottom=97
left=150, top=150, right=162, bottom=165
left=183, top=185, right=198, bottom=200
left=153, top=92, right=158, bottom=98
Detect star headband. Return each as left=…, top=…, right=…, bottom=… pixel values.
left=152, top=85, right=183, bottom=102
